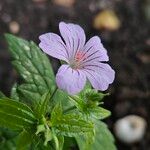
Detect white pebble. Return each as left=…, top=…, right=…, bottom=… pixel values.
left=9, top=21, right=20, bottom=34
left=114, top=115, right=147, bottom=144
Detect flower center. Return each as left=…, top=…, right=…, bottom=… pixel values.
left=70, top=51, right=86, bottom=69
left=75, top=52, right=84, bottom=61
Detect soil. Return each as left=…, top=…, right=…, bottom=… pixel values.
left=0, top=0, right=150, bottom=150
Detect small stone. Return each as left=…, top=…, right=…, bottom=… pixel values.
left=114, top=115, right=147, bottom=144
left=137, top=53, right=150, bottom=64
left=9, top=21, right=20, bottom=34
left=52, top=0, right=75, bottom=7
left=89, top=2, right=96, bottom=12
left=146, top=38, right=150, bottom=46
left=93, top=10, right=120, bottom=31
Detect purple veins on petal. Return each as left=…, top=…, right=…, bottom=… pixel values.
left=83, top=63, right=115, bottom=91
left=39, top=21, right=115, bottom=95
left=59, top=22, right=86, bottom=59
left=83, top=36, right=109, bottom=62
left=39, top=33, right=69, bottom=62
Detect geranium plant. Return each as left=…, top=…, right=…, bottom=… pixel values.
left=0, top=22, right=116, bottom=150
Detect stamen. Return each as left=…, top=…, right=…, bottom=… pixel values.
left=69, top=51, right=87, bottom=69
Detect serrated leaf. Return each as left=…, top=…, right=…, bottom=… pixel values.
left=34, top=91, right=51, bottom=119
left=81, top=89, right=109, bottom=103
left=76, top=120, right=116, bottom=150
left=51, top=103, right=94, bottom=137
left=17, top=130, right=32, bottom=150
left=51, top=102, right=63, bottom=121
left=5, top=34, right=56, bottom=104
left=88, top=107, right=111, bottom=120
left=0, top=98, right=36, bottom=130
left=69, top=96, right=85, bottom=111
left=69, top=96, right=111, bottom=120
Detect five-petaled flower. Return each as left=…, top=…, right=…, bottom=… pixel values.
left=39, top=22, right=115, bottom=95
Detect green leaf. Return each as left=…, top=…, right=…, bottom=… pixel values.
left=35, top=91, right=51, bottom=119
left=10, top=83, right=19, bottom=101
left=17, top=130, right=32, bottom=150
left=0, top=138, right=16, bottom=150
left=5, top=34, right=56, bottom=104
left=76, top=120, right=116, bottom=150
left=57, top=136, right=64, bottom=150
left=51, top=103, right=94, bottom=137
left=0, top=127, right=17, bottom=150
left=63, top=137, right=76, bottom=150
left=69, top=96, right=85, bottom=111
left=54, top=89, right=73, bottom=111
left=0, top=98, right=36, bottom=130
left=80, top=89, right=109, bottom=103
left=51, top=102, right=63, bottom=121
left=87, top=107, right=111, bottom=120
left=69, top=96, right=111, bottom=120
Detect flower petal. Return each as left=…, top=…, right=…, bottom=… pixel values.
left=39, top=33, right=69, bottom=62
left=82, top=36, right=109, bottom=62
left=56, top=65, right=86, bottom=95
left=83, top=63, right=115, bottom=91
left=59, top=22, right=86, bottom=58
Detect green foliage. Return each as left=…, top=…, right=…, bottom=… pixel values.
left=0, top=98, right=36, bottom=130
left=57, top=136, right=64, bottom=150
left=34, top=91, right=51, bottom=119
left=17, top=130, right=33, bottom=150
left=0, top=128, right=17, bottom=150
left=51, top=103, right=94, bottom=137
left=10, top=83, right=20, bottom=101
left=5, top=34, right=56, bottom=104
left=80, top=88, right=108, bottom=102
left=69, top=91, right=111, bottom=120
left=1, top=34, right=116, bottom=150
left=76, top=120, right=116, bottom=150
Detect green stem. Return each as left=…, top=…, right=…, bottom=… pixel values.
left=64, top=106, right=76, bottom=114
left=49, top=87, right=58, bottom=101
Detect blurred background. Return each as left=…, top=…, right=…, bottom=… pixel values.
left=0, top=0, right=150, bottom=149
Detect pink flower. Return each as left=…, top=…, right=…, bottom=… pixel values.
left=39, top=22, right=115, bottom=95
